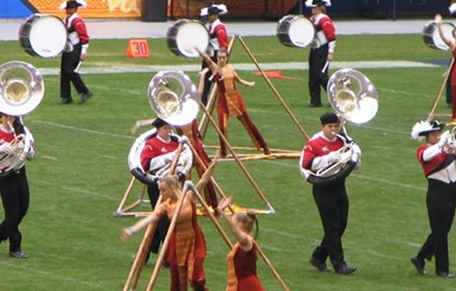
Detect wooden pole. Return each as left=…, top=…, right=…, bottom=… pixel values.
left=115, top=176, right=137, bottom=216
left=198, top=100, right=275, bottom=213
left=428, top=58, right=455, bottom=121
left=256, top=244, right=291, bottom=291
left=199, top=36, right=237, bottom=138
left=145, top=189, right=190, bottom=291
left=238, top=36, right=310, bottom=141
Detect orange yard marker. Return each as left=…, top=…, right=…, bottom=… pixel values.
left=126, top=39, right=150, bottom=58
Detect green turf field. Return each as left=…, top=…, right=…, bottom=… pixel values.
left=0, top=34, right=455, bottom=291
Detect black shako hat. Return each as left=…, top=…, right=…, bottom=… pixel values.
left=152, top=118, right=169, bottom=129
left=320, top=112, right=340, bottom=125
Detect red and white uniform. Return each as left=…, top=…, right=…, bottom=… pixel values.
left=311, top=13, right=336, bottom=54
left=417, top=144, right=456, bottom=183
left=208, top=19, right=228, bottom=56
left=300, top=131, right=344, bottom=174
left=140, top=135, right=179, bottom=173
left=0, top=126, right=15, bottom=144
left=65, top=13, right=89, bottom=55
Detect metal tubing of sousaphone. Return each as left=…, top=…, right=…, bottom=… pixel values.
left=428, top=58, right=455, bottom=121
left=198, top=100, right=275, bottom=213
left=198, top=36, right=237, bottom=138
left=237, top=36, right=311, bottom=141
left=192, top=184, right=290, bottom=291
left=145, top=189, right=190, bottom=291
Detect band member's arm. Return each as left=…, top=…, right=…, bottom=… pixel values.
left=435, top=14, right=456, bottom=51
left=300, top=143, right=339, bottom=173
left=234, top=69, right=255, bottom=87
left=420, top=131, right=450, bottom=161
left=196, top=48, right=217, bottom=72
left=218, top=197, right=254, bottom=251
left=214, top=25, right=228, bottom=49
left=175, top=143, right=193, bottom=178
left=320, top=17, right=336, bottom=60
left=73, top=17, right=89, bottom=59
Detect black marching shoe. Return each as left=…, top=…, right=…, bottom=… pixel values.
left=436, top=272, right=455, bottom=279
left=9, top=251, right=28, bottom=259
left=79, top=91, right=93, bottom=104
left=410, top=257, right=426, bottom=275
left=60, top=98, right=73, bottom=104
left=308, top=103, right=323, bottom=108
left=335, top=264, right=357, bottom=275
left=310, top=257, right=327, bottom=272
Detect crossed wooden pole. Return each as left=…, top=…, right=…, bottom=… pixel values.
left=428, top=58, right=455, bottom=122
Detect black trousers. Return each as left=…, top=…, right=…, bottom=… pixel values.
left=60, top=43, right=89, bottom=100
left=201, top=52, right=218, bottom=106
left=417, top=179, right=456, bottom=273
left=147, top=182, right=170, bottom=255
left=0, top=167, right=30, bottom=252
left=311, top=180, right=349, bottom=269
left=308, top=44, right=329, bottom=106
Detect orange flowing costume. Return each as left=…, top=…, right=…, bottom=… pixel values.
left=214, top=72, right=269, bottom=157
left=167, top=201, right=207, bottom=291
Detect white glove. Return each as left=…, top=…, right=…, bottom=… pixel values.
left=178, top=135, right=189, bottom=144
left=326, top=151, right=340, bottom=163
left=438, top=131, right=450, bottom=149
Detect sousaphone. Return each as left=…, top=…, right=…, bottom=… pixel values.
left=0, top=61, right=44, bottom=176
left=305, top=68, right=379, bottom=185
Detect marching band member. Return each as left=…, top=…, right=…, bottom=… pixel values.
left=198, top=48, right=270, bottom=157
left=156, top=176, right=208, bottom=291
left=0, top=114, right=35, bottom=258
left=436, top=14, right=456, bottom=123
left=60, top=0, right=92, bottom=104
left=299, top=112, right=358, bottom=275
left=410, top=120, right=456, bottom=278
left=306, top=0, right=335, bottom=107
left=200, top=4, right=229, bottom=105
left=140, top=118, right=192, bottom=256
left=217, top=197, right=265, bottom=291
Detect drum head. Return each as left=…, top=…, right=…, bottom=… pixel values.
left=175, top=22, right=209, bottom=58
left=288, top=17, right=315, bottom=48
left=29, top=16, right=67, bottom=58
left=433, top=22, right=456, bottom=51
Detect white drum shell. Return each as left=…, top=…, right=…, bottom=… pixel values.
left=19, top=14, right=67, bottom=58
left=277, top=15, right=315, bottom=48
left=422, top=21, right=456, bottom=51
left=167, top=20, right=210, bottom=58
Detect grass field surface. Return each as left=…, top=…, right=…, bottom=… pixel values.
left=0, top=34, right=455, bottom=291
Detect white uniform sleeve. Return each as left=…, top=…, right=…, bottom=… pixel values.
left=311, top=151, right=338, bottom=172
left=422, top=144, right=442, bottom=162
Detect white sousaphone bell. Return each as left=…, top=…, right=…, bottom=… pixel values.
left=305, top=68, right=379, bottom=185
left=147, top=70, right=199, bottom=127
left=0, top=61, right=44, bottom=176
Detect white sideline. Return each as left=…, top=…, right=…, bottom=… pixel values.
left=38, top=60, right=439, bottom=76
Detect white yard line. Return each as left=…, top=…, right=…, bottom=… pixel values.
left=38, top=60, right=439, bottom=76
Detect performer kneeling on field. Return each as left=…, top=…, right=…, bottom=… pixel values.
left=411, top=120, right=456, bottom=278
left=217, top=197, right=265, bottom=291
left=306, top=0, right=335, bottom=107
left=198, top=48, right=270, bottom=157
left=156, top=176, right=208, bottom=291
left=60, top=0, right=92, bottom=104
left=435, top=14, right=456, bottom=123
left=0, top=114, right=35, bottom=258
left=299, top=112, right=357, bottom=274
left=140, top=118, right=191, bottom=256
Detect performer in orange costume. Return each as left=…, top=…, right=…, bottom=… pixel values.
left=198, top=48, right=270, bottom=157
left=217, top=197, right=265, bottom=291
left=156, top=176, right=208, bottom=291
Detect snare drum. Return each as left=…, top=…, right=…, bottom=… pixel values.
left=19, top=14, right=67, bottom=58
left=422, top=21, right=456, bottom=51
left=277, top=15, right=315, bottom=48
left=167, top=19, right=209, bottom=58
